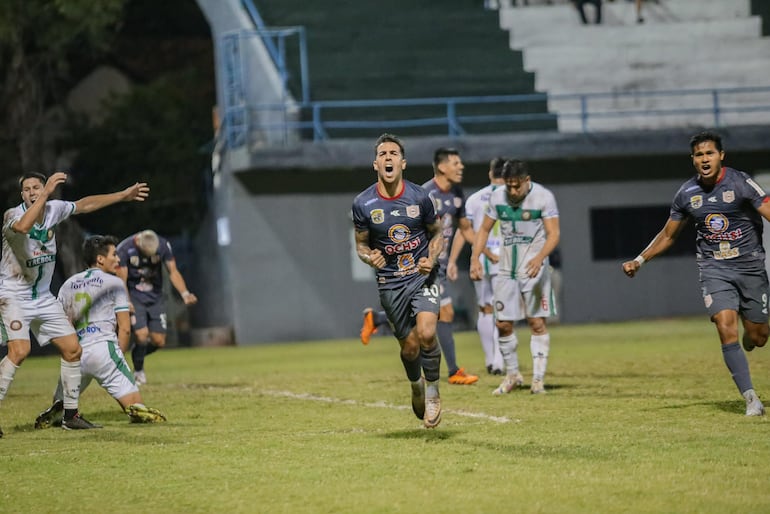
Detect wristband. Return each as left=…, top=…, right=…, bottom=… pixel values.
left=633, top=255, right=646, bottom=267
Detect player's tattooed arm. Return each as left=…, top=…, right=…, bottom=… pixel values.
left=355, top=229, right=384, bottom=269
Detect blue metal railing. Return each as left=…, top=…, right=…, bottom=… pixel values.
left=224, top=2, right=770, bottom=148
left=221, top=86, right=770, bottom=146
left=240, top=1, right=310, bottom=103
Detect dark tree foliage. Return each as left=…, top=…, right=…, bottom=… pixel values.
left=65, top=67, right=212, bottom=238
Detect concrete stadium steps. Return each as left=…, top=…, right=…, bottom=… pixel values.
left=551, top=88, right=770, bottom=132
left=535, top=58, right=770, bottom=93
left=506, top=16, right=761, bottom=48
left=522, top=39, right=770, bottom=74
left=499, top=0, right=752, bottom=33
left=253, top=0, right=556, bottom=134
left=495, top=0, right=770, bottom=132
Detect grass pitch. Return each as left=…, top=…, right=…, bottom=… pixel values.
left=1, top=317, right=768, bottom=514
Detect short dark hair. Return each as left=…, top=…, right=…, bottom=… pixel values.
left=689, top=131, right=723, bottom=153
left=18, top=172, right=47, bottom=189
left=502, top=159, right=530, bottom=180
left=490, top=157, right=506, bottom=179
left=374, top=133, right=405, bottom=158
left=433, top=147, right=460, bottom=170
left=82, top=235, right=119, bottom=267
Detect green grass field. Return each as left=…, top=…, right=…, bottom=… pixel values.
left=1, top=317, right=768, bottom=514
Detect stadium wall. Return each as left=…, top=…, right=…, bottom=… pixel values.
left=206, top=126, right=770, bottom=344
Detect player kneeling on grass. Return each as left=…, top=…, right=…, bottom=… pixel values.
left=35, top=235, right=166, bottom=428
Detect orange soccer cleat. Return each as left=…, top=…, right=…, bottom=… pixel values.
left=448, top=367, right=479, bottom=385
left=360, top=308, right=378, bottom=345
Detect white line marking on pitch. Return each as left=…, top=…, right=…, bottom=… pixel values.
left=262, top=389, right=517, bottom=424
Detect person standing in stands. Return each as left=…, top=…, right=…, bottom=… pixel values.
left=572, top=0, right=602, bottom=24
left=116, top=230, right=197, bottom=385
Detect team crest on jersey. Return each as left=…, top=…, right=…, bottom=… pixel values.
left=690, top=195, right=703, bottom=209
left=705, top=213, right=729, bottom=233
left=130, top=255, right=140, bottom=267
left=10, top=320, right=22, bottom=331
left=406, top=205, right=420, bottom=218
left=370, top=209, right=384, bottom=224
left=453, top=197, right=462, bottom=208
left=388, top=224, right=410, bottom=242
left=521, top=211, right=532, bottom=221
left=722, top=190, right=735, bottom=203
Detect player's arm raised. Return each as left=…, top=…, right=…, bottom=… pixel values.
left=74, top=182, right=150, bottom=214
left=622, top=217, right=685, bottom=277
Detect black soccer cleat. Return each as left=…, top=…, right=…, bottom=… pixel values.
left=61, top=413, right=102, bottom=430
left=34, top=399, right=64, bottom=429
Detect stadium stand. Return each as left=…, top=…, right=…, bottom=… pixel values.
left=252, top=0, right=557, bottom=136
left=498, top=0, right=770, bottom=131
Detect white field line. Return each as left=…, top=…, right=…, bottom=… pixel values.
left=262, top=389, right=517, bottom=424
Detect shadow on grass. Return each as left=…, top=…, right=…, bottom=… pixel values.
left=381, top=429, right=454, bottom=441
left=653, top=399, right=749, bottom=415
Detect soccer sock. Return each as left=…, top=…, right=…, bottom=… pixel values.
left=436, top=321, right=458, bottom=376
left=425, top=379, right=440, bottom=399
left=492, top=321, right=504, bottom=371
left=373, top=310, right=389, bottom=329
left=145, top=343, right=160, bottom=356
left=400, top=351, right=422, bottom=383
left=531, top=333, right=550, bottom=381
left=60, top=358, right=81, bottom=411
left=132, top=342, right=148, bottom=372
left=420, top=342, right=442, bottom=383
left=498, top=332, right=520, bottom=376
left=477, top=312, right=496, bottom=367
left=0, top=356, right=19, bottom=403
left=721, top=342, right=754, bottom=393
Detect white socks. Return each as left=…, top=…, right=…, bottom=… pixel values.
left=60, top=359, right=82, bottom=410
left=498, top=332, right=520, bottom=376
left=0, top=356, right=19, bottom=403
left=478, top=313, right=504, bottom=371
left=531, top=333, right=550, bottom=381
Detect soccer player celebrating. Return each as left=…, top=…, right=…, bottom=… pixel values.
left=34, top=235, right=166, bottom=429
left=351, top=133, right=444, bottom=428
left=623, top=131, right=766, bottom=416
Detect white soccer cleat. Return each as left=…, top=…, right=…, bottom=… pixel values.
left=492, top=372, right=524, bottom=396
left=134, top=370, right=147, bottom=385
left=744, top=389, right=765, bottom=416
left=530, top=378, right=546, bottom=395
left=424, top=395, right=442, bottom=429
